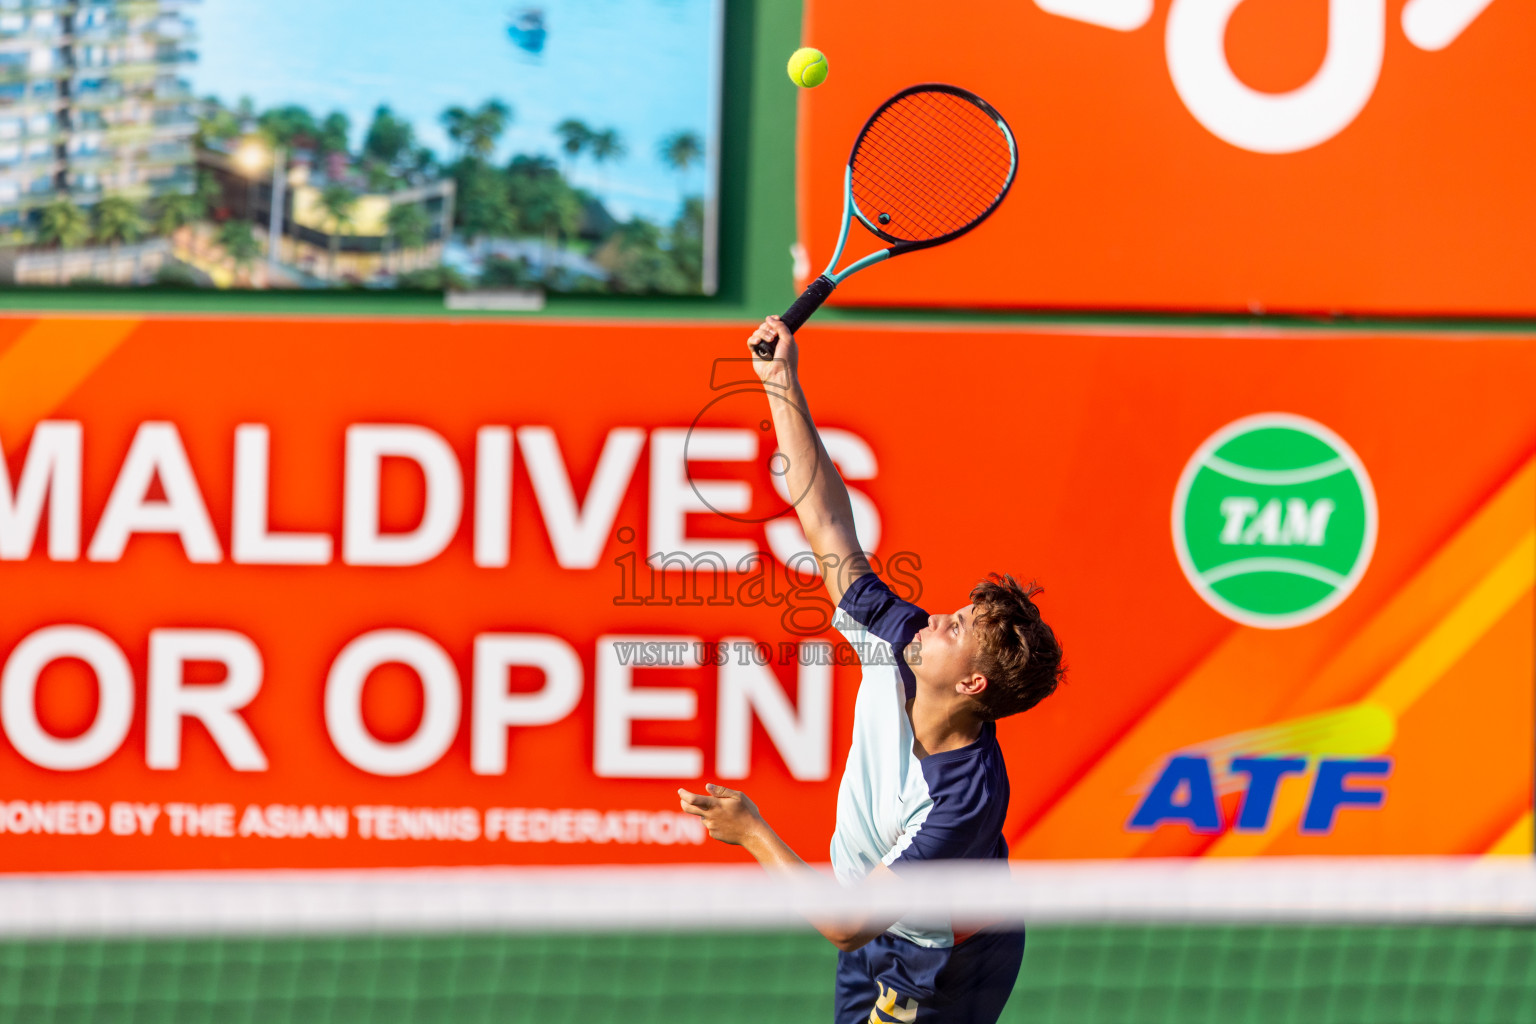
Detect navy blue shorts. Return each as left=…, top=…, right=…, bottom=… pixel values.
left=834, top=928, right=1025, bottom=1023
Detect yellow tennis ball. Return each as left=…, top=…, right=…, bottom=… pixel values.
left=787, top=47, right=828, bottom=88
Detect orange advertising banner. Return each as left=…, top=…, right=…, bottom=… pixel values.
left=0, top=315, right=1531, bottom=872
left=797, top=0, right=1536, bottom=315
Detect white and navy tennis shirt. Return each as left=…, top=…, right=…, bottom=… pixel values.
left=829, top=571, right=1011, bottom=948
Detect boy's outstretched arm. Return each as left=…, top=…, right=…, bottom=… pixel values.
left=748, top=315, right=871, bottom=607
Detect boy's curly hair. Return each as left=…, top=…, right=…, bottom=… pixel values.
left=967, top=573, right=1064, bottom=721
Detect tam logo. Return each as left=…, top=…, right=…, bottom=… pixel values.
left=1128, top=755, right=1392, bottom=835
left=1035, top=0, right=1500, bottom=152
left=1172, top=413, right=1376, bottom=629
left=1218, top=497, right=1334, bottom=547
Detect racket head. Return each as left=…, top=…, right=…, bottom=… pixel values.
left=846, top=83, right=1017, bottom=250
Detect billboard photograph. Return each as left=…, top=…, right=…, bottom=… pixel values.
left=0, top=0, right=722, bottom=294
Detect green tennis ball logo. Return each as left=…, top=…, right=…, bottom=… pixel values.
left=787, top=47, right=828, bottom=88
left=1172, top=413, right=1376, bottom=629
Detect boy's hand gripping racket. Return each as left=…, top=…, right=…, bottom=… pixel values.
left=754, top=83, right=1017, bottom=358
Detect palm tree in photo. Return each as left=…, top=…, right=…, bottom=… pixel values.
left=317, top=111, right=351, bottom=160
left=600, top=216, right=688, bottom=294
left=151, top=191, right=202, bottom=238
left=318, top=182, right=357, bottom=282
left=195, top=169, right=221, bottom=211
left=520, top=179, right=582, bottom=280
left=441, top=105, right=473, bottom=161
left=406, top=143, right=438, bottom=181
left=466, top=99, right=511, bottom=161
left=93, top=194, right=145, bottom=283
left=658, top=130, right=703, bottom=207
left=384, top=202, right=430, bottom=274
left=192, top=170, right=223, bottom=257
left=588, top=127, right=626, bottom=194
left=194, top=99, right=242, bottom=149
left=151, top=192, right=204, bottom=277
left=94, top=195, right=144, bottom=244
left=37, top=198, right=89, bottom=248
left=554, top=118, right=591, bottom=179
left=258, top=104, right=321, bottom=152
left=454, top=160, right=515, bottom=246
left=590, top=128, right=626, bottom=168
left=363, top=104, right=415, bottom=167
left=217, top=219, right=261, bottom=285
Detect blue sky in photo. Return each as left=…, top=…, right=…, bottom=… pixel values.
left=188, top=0, right=721, bottom=224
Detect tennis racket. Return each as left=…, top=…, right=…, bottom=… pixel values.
left=754, top=83, right=1017, bottom=358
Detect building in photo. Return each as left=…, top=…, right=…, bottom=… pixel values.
left=0, top=0, right=197, bottom=283
left=0, top=0, right=196, bottom=229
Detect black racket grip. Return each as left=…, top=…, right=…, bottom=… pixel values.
left=754, top=274, right=837, bottom=358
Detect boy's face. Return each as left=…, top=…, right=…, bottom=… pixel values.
left=905, top=602, right=984, bottom=699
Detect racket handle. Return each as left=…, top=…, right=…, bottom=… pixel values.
left=754, top=274, right=837, bottom=358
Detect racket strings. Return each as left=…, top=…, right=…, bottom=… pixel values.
left=854, top=96, right=1011, bottom=237
left=866, top=113, right=1004, bottom=229
left=850, top=90, right=1013, bottom=243
left=869, top=104, right=1011, bottom=235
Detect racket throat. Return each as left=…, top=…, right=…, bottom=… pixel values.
left=781, top=274, right=838, bottom=335
left=755, top=274, right=840, bottom=357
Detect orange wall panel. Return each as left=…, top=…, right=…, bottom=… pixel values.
left=798, top=0, right=1536, bottom=314
left=0, top=317, right=1529, bottom=870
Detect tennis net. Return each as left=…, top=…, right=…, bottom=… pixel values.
left=3, top=859, right=1534, bottom=1023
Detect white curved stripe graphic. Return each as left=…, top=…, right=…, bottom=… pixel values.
left=1035, top=0, right=1154, bottom=31
left=1166, top=0, right=1385, bottom=154
left=1201, top=455, right=1350, bottom=486
left=1402, top=0, right=1497, bottom=51
left=1199, top=558, right=1349, bottom=588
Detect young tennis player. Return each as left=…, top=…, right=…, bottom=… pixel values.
left=679, top=315, right=1065, bottom=1023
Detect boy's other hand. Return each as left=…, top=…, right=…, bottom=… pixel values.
left=679, top=784, right=766, bottom=847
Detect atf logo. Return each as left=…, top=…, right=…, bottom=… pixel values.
left=1127, top=703, right=1395, bottom=836
left=1172, top=414, right=1377, bottom=629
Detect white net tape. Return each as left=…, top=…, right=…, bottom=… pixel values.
left=2, top=857, right=1534, bottom=937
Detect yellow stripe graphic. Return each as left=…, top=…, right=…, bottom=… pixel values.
left=1487, top=812, right=1534, bottom=857
left=1209, top=530, right=1535, bottom=857
left=1366, top=531, right=1535, bottom=715
left=0, top=318, right=139, bottom=449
